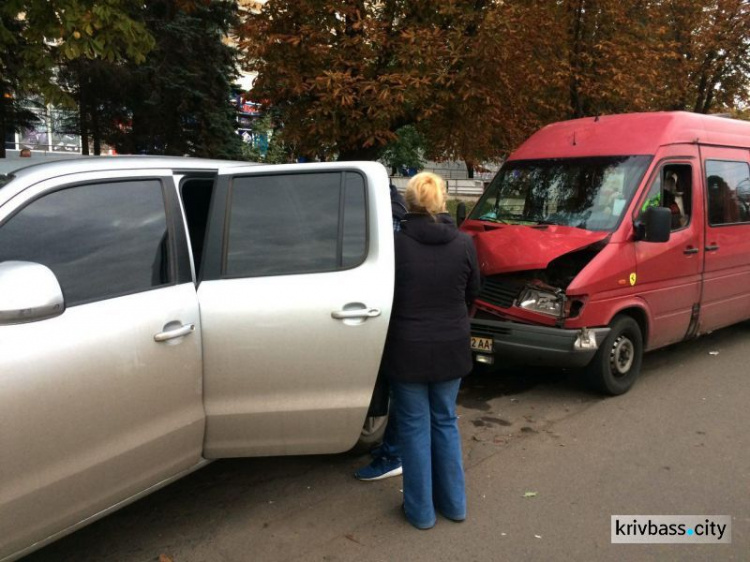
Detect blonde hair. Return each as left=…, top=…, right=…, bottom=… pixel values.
left=405, top=172, right=447, bottom=216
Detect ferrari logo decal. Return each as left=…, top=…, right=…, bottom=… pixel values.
left=629, top=273, right=637, bottom=286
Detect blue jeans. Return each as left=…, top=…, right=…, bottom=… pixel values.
left=377, top=390, right=400, bottom=460
left=391, top=378, right=465, bottom=528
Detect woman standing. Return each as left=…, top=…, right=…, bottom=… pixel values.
left=384, top=172, right=480, bottom=529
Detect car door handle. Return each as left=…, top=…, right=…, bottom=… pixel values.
left=154, top=323, right=195, bottom=342
left=331, top=307, right=381, bottom=320
left=683, top=247, right=699, bottom=255
left=705, top=244, right=719, bottom=252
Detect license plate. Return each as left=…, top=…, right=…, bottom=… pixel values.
left=470, top=336, right=493, bottom=352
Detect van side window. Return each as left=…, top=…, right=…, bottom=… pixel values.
left=639, top=164, right=692, bottom=230
left=225, top=171, right=367, bottom=277
left=0, top=180, right=171, bottom=306
left=706, top=160, right=750, bottom=226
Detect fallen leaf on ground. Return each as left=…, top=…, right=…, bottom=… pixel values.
left=344, top=534, right=363, bottom=545
left=524, top=491, right=538, bottom=498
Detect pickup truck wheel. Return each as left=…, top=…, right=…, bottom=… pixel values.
left=354, top=414, right=389, bottom=452
left=586, top=315, right=643, bottom=396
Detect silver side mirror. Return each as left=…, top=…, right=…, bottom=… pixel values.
left=0, top=261, right=65, bottom=325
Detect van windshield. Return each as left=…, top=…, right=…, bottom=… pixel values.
left=470, top=156, right=652, bottom=231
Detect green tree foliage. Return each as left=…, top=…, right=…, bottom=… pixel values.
left=112, top=0, right=242, bottom=158
left=0, top=9, right=39, bottom=157
left=55, top=57, right=131, bottom=154
left=240, top=111, right=291, bottom=163
left=1, top=0, right=155, bottom=156
left=0, top=0, right=154, bottom=100
left=381, top=125, right=425, bottom=175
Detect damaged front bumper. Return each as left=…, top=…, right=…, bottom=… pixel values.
left=471, top=317, right=611, bottom=369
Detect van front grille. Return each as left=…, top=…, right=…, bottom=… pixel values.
left=471, top=322, right=513, bottom=338
left=477, top=277, right=523, bottom=309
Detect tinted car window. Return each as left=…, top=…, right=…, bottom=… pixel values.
left=706, top=160, right=750, bottom=225
left=0, top=180, right=170, bottom=306
left=226, top=172, right=367, bottom=277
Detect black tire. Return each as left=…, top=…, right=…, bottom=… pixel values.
left=586, top=315, right=643, bottom=395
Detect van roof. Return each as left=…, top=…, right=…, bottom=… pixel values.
left=509, top=111, right=750, bottom=161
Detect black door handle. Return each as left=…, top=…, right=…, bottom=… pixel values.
left=683, top=247, right=699, bottom=255
left=705, top=245, right=719, bottom=252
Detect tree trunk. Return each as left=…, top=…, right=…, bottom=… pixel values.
left=80, top=111, right=90, bottom=155
left=465, top=159, right=475, bottom=179
left=92, top=104, right=101, bottom=155
left=79, top=76, right=90, bottom=156
left=568, top=0, right=586, bottom=118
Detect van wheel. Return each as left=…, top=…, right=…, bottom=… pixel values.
left=354, top=414, right=388, bottom=452
left=586, top=315, right=643, bottom=395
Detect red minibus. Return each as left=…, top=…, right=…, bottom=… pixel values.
left=461, top=112, right=750, bottom=394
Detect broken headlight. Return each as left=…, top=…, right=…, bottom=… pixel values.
left=517, top=287, right=564, bottom=317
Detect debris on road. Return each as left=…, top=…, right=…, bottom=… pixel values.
left=524, top=491, right=538, bottom=498
left=344, top=534, right=363, bottom=545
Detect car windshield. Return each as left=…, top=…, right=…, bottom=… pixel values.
left=0, top=174, right=13, bottom=190
left=470, top=156, right=652, bottom=231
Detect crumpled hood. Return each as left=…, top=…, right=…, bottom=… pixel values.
left=472, top=225, right=609, bottom=275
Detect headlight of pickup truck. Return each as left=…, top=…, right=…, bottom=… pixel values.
left=518, top=287, right=563, bottom=317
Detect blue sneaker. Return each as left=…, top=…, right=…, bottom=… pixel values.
left=354, top=456, right=402, bottom=481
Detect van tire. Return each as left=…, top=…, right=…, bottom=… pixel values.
left=586, top=315, right=643, bottom=395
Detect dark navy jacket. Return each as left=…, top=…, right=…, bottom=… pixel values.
left=384, top=213, right=480, bottom=383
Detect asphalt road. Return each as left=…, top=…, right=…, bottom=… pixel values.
left=26, top=323, right=750, bottom=562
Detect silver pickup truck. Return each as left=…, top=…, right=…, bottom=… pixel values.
left=0, top=157, right=394, bottom=561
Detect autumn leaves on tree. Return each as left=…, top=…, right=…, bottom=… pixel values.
left=238, top=0, right=750, bottom=164
left=3, top=1, right=750, bottom=162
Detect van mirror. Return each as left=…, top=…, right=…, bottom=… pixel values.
left=635, top=206, right=671, bottom=243
left=456, top=201, right=467, bottom=227
left=0, top=261, right=65, bottom=325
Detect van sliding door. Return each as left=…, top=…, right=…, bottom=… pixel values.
left=699, top=147, right=750, bottom=332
